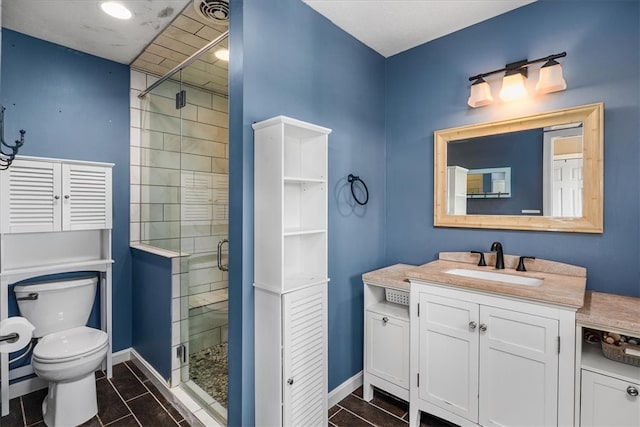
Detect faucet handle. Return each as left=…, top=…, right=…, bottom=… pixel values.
left=470, top=251, right=487, bottom=266
left=517, top=256, right=536, bottom=272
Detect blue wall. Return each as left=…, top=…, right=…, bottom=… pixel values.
left=1, top=30, right=132, bottom=350
left=386, top=0, right=640, bottom=297
left=131, top=248, right=172, bottom=379
left=229, top=0, right=386, bottom=424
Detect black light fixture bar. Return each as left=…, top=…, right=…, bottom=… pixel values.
left=469, top=51, right=567, bottom=82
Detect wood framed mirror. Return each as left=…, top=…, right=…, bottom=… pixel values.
left=434, top=103, right=603, bottom=233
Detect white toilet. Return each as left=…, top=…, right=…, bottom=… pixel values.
left=14, top=276, right=109, bottom=427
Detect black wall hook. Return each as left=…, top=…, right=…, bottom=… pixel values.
left=348, top=174, right=369, bottom=205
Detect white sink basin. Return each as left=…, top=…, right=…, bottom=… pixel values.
left=445, top=268, right=543, bottom=287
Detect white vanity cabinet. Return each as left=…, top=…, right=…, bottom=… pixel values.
left=575, top=292, right=640, bottom=427
left=0, top=157, right=113, bottom=233
left=580, top=369, right=639, bottom=426
left=410, top=281, right=577, bottom=427
left=362, top=264, right=415, bottom=403
left=365, top=301, right=410, bottom=397
left=253, top=116, right=331, bottom=427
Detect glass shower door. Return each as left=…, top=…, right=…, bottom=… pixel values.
left=177, top=38, right=229, bottom=422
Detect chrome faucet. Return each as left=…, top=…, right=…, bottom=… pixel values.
left=490, top=241, right=504, bottom=269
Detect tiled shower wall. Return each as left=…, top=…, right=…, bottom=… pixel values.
left=129, top=70, right=229, bottom=361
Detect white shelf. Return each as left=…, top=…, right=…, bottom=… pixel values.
left=283, top=228, right=326, bottom=237
left=582, top=342, right=640, bottom=383
left=284, top=177, right=326, bottom=183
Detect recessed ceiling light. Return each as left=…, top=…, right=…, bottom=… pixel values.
left=101, top=2, right=132, bottom=20
left=214, top=48, right=229, bottom=61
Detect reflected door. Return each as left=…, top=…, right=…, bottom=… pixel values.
left=552, top=158, right=583, bottom=217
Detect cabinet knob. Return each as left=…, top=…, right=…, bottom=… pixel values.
left=54, top=195, right=60, bottom=200
left=287, top=378, right=294, bottom=386
left=382, top=317, right=389, bottom=324
left=628, top=386, right=639, bottom=397
left=469, top=321, right=477, bottom=330
left=479, top=323, right=488, bottom=332
left=64, top=195, right=70, bottom=199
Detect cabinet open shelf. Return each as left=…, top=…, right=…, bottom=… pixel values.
left=581, top=342, right=640, bottom=383
left=283, top=228, right=326, bottom=237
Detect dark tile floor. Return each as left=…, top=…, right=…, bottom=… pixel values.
left=3, top=365, right=455, bottom=427
left=329, top=386, right=458, bottom=427
left=1, top=361, right=188, bottom=427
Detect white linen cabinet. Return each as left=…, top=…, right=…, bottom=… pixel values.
left=0, top=156, right=112, bottom=233
left=253, top=116, right=331, bottom=427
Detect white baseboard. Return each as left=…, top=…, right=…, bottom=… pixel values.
left=328, top=370, right=363, bottom=408
left=112, top=348, right=131, bottom=365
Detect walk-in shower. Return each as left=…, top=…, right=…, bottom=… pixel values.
left=133, top=29, right=230, bottom=422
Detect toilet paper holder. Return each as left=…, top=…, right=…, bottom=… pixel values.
left=0, top=332, right=19, bottom=343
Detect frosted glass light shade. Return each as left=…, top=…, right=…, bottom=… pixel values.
left=467, top=80, right=493, bottom=108
left=499, top=73, right=527, bottom=102
left=536, top=61, right=567, bottom=94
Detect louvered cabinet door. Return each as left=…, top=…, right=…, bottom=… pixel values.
left=62, top=164, right=112, bottom=230
left=0, top=160, right=62, bottom=233
left=282, top=283, right=327, bottom=427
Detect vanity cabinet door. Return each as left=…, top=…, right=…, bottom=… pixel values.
left=581, top=370, right=640, bottom=427
left=418, top=293, right=479, bottom=422
left=478, top=306, right=559, bottom=427
left=365, top=310, right=410, bottom=389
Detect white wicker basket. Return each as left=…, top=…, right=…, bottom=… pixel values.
left=385, top=288, right=409, bottom=306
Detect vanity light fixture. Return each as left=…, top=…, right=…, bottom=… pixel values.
left=467, top=52, right=567, bottom=108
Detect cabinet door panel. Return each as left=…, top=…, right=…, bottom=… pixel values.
left=366, top=311, right=409, bottom=388
left=479, top=306, right=558, bottom=427
left=419, top=293, right=479, bottom=422
left=282, top=284, right=327, bottom=427
left=1, top=160, right=62, bottom=233
left=62, top=164, right=112, bottom=230
left=581, top=370, right=640, bottom=427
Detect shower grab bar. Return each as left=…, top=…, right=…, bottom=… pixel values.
left=217, top=239, right=229, bottom=272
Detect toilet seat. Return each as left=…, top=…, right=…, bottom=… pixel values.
left=33, top=326, right=109, bottom=363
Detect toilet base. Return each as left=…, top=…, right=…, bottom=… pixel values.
left=42, top=373, right=98, bottom=427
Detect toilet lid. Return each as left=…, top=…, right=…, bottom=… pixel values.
left=33, top=326, right=108, bottom=361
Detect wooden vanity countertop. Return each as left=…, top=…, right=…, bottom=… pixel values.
left=405, top=259, right=586, bottom=309
left=577, top=291, right=640, bottom=336
left=362, top=263, right=416, bottom=291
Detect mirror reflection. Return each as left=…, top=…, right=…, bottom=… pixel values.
left=446, top=125, right=583, bottom=217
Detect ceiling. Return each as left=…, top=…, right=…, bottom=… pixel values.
left=2, top=0, right=191, bottom=64
left=303, top=0, right=536, bottom=57
left=1, top=0, right=537, bottom=90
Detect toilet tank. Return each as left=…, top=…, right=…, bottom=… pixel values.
left=14, top=277, right=98, bottom=338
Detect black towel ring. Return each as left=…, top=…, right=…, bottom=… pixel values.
left=348, top=174, right=369, bottom=206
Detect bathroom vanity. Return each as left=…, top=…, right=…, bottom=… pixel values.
left=362, top=252, right=598, bottom=427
